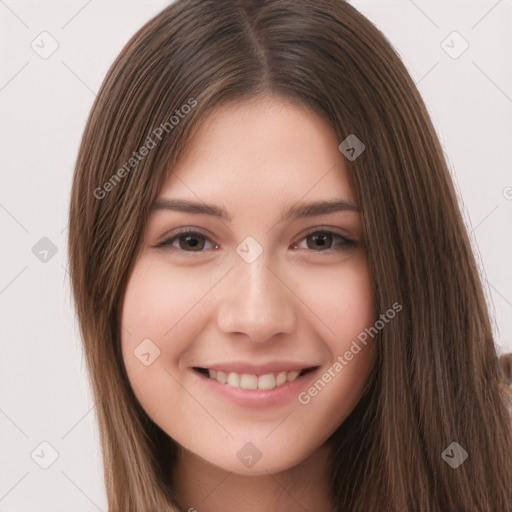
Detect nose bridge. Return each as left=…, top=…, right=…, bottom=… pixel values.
left=216, top=249, right=296, bottom=341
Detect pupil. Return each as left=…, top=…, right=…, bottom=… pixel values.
left=310, top=233, right=331, bottom=250
left=182, top=235, right=203, bottom=250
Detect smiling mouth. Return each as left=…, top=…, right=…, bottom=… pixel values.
left=193, top=367, right=318, bottom=390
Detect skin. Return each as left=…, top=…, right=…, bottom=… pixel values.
left=120, top=94, right=376, bottom=512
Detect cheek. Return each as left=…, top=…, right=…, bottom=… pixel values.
left=119, top=260, right=208, bottom=424
left=301, top=255, right=375, bottom=344
left=120, top=260, right=214, bottom=360
left=294, top=258, right=376, bottom=416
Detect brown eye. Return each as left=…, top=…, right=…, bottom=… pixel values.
left=307, top=232, right=334, bottom=250
left=176, top=233, right=205, bottom=251
left=293, top=230, right=355, bottom=252
left=154, top=230, right=217, bottom=252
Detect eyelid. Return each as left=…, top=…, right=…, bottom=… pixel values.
left=153, top=227, right=216, bottom=251
left=299, top=225, right=353, bottom=241
left=291, top=227, right=356, bottom=251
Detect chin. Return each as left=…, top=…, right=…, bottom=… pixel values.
left=200, top=445, right=316, bottom=476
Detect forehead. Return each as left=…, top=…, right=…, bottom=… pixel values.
left=157, top=95, right=356, bottom=210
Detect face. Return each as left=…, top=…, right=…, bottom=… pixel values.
left=120, top=95, right=376, bottom=475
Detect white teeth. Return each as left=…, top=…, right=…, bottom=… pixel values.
left=276, top=371, right=287, bottom=386
left=240, top=374, right=258, bottom=389
left=287, top=370, right=300, bottom=382
left=205, top=369, right=304, bottom=389
left=227, top=372, right=240, bottom=387
left=257, top=373, right=276, bottom=390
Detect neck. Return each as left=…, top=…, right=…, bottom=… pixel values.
left=172, top=441, right=334, bottom=512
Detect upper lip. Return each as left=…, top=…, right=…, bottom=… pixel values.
left=192, top=361, right=320, bottom=376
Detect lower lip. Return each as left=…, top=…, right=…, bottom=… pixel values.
left=193, top=368, right=320, bottom=408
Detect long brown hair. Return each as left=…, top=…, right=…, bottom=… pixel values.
left=67, top=0, right=512, bottom=510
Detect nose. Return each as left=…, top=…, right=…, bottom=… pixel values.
left=216, top=255, right=297, bottom=343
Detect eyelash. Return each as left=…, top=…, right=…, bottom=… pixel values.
left=153, top=227, right=356, bottom=254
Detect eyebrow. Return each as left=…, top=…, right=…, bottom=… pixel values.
left=150, top=198, right=360, bottom=223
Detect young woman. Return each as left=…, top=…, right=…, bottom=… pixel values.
left=67, top=0, right=512, bottom=510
